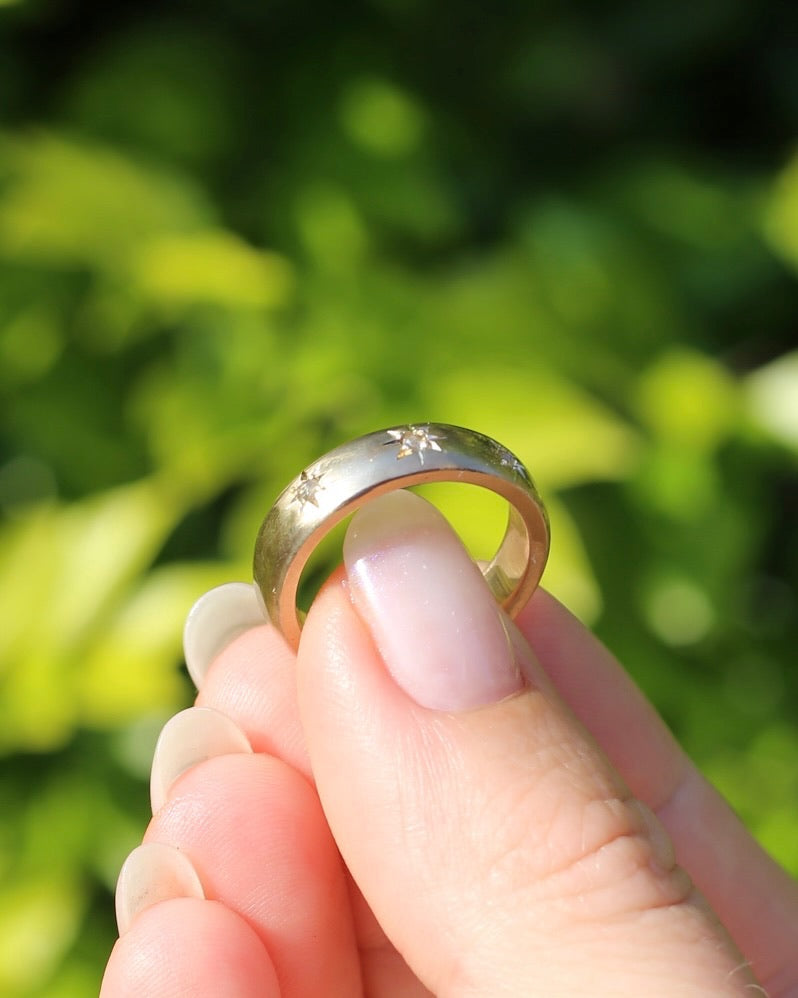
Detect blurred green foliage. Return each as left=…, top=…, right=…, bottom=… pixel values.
left=1, top=0, right=797, bottom=993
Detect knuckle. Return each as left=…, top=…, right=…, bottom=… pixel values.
left=539, top=796, right=694, bottom=925
left=467, top=786, right=694, bottom=927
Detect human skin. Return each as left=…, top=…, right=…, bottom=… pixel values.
left=101, top=491, right=798, bottom=997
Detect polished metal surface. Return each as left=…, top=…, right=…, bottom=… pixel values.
left=254, top=423, right=550, bottom=649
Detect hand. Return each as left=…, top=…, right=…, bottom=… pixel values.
left=101, top=491, right=798, bottom=996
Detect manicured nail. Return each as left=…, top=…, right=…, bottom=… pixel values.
left=115, top=842, right=204, bottom=936
left=343, top=490, right=522, bottom=711
left=183, top=582, right=266, bottom=688
left=150, top=706, right=252, bottom=814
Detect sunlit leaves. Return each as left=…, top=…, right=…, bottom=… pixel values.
left=763, top=151, right=798, bottom=273
left=635, top=349, right=740, bottom=452
left=0, top=133, right=210, bottom=269
left=744, top=351, right=798, bottom=453
left=132, top=231, right=294, bottom=310
left=0, top=879, right=83, bottom=995
left=0, top=7, right=797, bottom=994
left=340, top=78, right=426, bottom=157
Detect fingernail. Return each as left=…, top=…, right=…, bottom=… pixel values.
left=343, top=490, right=523, bottom=711
left=150, top=706, right=252, bottom=814
left=183, top=582, right=266, bottom=688
left=115, top=842, right=204, bottom=935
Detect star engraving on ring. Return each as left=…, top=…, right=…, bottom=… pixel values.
left=501, top=453, right=528, bottom=477
left=384, top=425, right=444, bottom=465
left=289, top=468, right=325, bottom=508
left=491, top=442, right=528, bottom=479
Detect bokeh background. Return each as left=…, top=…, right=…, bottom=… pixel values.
left=1, top=0, right=797, bottom=993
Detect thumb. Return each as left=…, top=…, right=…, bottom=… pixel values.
left=296, top=491, right=754, bottom=997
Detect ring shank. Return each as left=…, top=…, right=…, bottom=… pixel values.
left=254, top=425, right=549, bottom=649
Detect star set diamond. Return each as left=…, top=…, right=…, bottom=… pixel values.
left=491, top=442, right=528, bottom=479
left=289, top=468, right=325, bottom=508
left=384, top=425, right=444, bottom=464
left=288, top=426, right=528, bottom=510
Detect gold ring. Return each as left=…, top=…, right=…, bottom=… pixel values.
left=254, top=423, right=550, bottom=649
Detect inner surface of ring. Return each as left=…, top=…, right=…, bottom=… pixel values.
left=272, top=476, right=544, bottom=642
left=293, top=484, right=519, bottom=613
left=483, top=503, right=531, bottom=603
